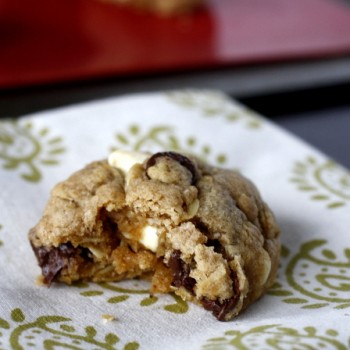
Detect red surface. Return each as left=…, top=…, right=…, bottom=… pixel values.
left=1, top=0, right=350, bottom=88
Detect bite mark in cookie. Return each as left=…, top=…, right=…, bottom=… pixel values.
left=29, top=149, right=280, bottom=321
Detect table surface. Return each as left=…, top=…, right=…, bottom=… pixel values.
left=239, top=81, right=350, bottom=170
left=267, top=105, right=350, bottom=170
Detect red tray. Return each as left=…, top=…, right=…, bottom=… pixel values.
left=1, top=0, right=350, bottom=88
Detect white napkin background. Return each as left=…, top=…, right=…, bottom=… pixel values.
left=0, top=90, right=349, bottom=350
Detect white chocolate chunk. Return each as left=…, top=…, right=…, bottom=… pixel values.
left=108, top=150, right=149, bottom=174
left=139, top=225, right=159, bottom=252
left=121, top=225, right=159, bottom=252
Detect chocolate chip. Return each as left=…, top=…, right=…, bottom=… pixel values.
left=32, top=243, right=75, bottom=286
left=146, top=151, right=198, bottom=185
left=79, top=247, right=94, bottom=262
left=201, top=272, right=240, bottom=321
left=206, top=239, right=225, bottom=256
left=32, top=242, right=92, bottom=286
left=192, top=220, right=210, bottom=235
left=167, top=250, right=196, bottom=293
left=193, top=220, right=226, bottom=256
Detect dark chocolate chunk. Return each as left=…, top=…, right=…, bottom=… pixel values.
left=193, top=220, right=226, bottom=256
left=146, top=151, right=198, bottom=185
left=201, top=272, right=240, bottom=321
left=206, top=239, right=225, bottom=256
left=167, top=250, right=196, bottom=293
left=32, top=243, right=76, bottom=286
left=192, top=220, right=210, bottom=235
left=79, top=247, right=94, bottom=263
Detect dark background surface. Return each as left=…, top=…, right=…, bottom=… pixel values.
left=240, top=82, right=350, bottom=169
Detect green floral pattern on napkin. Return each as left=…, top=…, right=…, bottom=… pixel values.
left=0, top=308, right=138, bottom=350
left=0, top=120, right=65, bottom=183
left=74, top=280, right=189, bottom=315
left=268, top=240, right=350, bottom=309
left=167, top=90, right=262, bottom=129
left=112, top=124, right=227, bottom=165
left=203, top=325, right=350, bottom=350
left=290, top=156, right=350, bottom=208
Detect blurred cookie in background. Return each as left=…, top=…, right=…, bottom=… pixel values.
left=100, top=0, right=205, bottom=16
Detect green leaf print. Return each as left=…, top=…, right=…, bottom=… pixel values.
left=290, top=157, right=350, bottom=208
left=140, top=296, right=158, bottom=306
left=11, top=309, right=25, bottom=323
left=0, top=308, right=138, bottom=350
left=166, top=90, right=263, bottom=129
left=75, top=280, right=190, bottom=316
left=0, top=120, right=65, bottom=183
left=163, top=294, right=189, bottom=314
left=108, top=295, right=129, bottom=304
left=111, top=124, right=228, bottom=166
left=268, top=240, right=350, bottom=309
left=0, top=318, right=10, bottom=329
left=202, top=324, right=349, bottom=350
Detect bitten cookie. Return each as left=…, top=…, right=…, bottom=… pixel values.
left=29, top=150, right=280, bottom=321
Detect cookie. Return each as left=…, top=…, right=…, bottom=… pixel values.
left=29, top=150, right=280, bottom=321
left=100, top=0, right=204, bottom=16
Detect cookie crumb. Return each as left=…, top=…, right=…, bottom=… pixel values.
left=101, top=314, right=116, bottom=324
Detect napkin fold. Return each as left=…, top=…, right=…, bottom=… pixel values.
left=0, top=90, right=349, bottom=350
